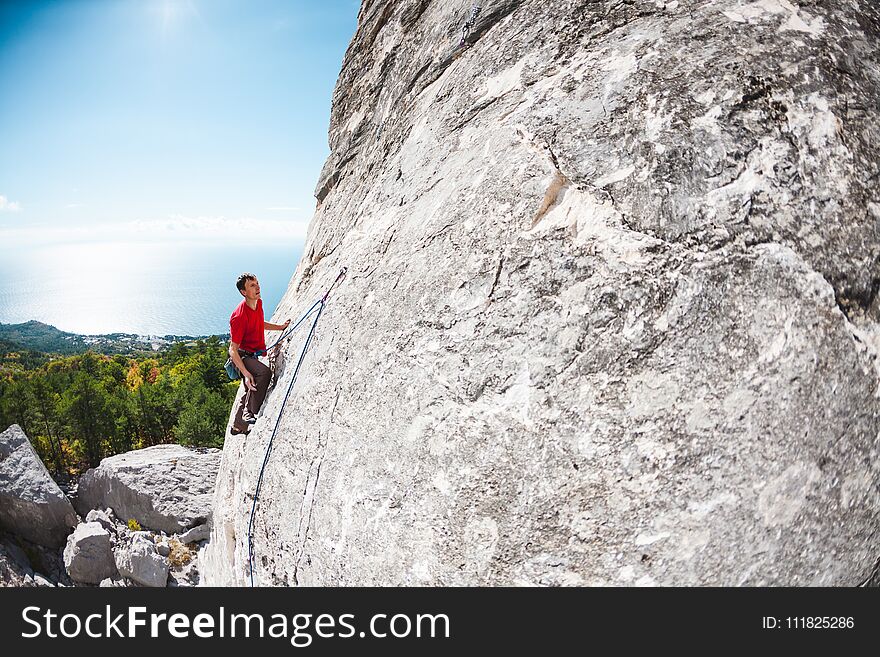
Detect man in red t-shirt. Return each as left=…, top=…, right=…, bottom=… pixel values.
left=229, top=272, right=290, bottom=434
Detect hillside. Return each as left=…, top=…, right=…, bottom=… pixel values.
left=0, top=320, right=227, bottom=356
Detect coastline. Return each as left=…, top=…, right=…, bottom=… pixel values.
left=0, top=320, right=228, bottom=356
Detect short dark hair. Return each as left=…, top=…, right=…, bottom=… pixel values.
left=236, top=272, right=256, bottom=292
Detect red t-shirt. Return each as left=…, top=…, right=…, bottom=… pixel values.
left=230, top=298, right=266, bottom=353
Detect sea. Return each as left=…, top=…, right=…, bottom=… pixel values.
left=0, top=240, right=305, bottom=337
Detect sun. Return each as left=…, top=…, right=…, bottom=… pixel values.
left=153, top=0, right=200, bottom=36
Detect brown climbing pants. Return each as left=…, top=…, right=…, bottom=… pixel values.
left=232, top=353, right=271, bottom=432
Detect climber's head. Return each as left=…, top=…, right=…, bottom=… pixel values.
left=236, top=273, right=260, bottom=300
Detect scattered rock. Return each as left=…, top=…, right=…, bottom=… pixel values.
left=33, top=573, right=54, bottom=587
left=63, top=522, right=118, bottom=585
left=0, top=425, right=77, bottom=547
left=99, top=576, right=127, bottom=587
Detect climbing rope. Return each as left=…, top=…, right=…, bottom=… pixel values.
left=246, top=267, right=347, bottom=587
left=253, top=314, right=304, bottom=358
left=458, top=2, right=481, bottom=47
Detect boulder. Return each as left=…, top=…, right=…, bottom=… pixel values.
left=76, top=445, right=221, bottom=534
left=0, top=425, right=77, bottom=548
left=114, top=532, right=169, bottom=587
left=178, top=524, right=209, bottom=545
left=63, top=522, right=117, bottom=585
left=85, top=508, right=118, bottom=533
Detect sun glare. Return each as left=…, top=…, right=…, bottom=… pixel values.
left=153, top=0, right=200, bottom=36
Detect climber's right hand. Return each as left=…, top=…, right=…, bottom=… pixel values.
left=243, top=371, right=257, bottom=391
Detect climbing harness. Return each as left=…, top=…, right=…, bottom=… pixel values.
left=458, top=2, right=481, bottom=47
left=246, top=268, right=347, bottom=587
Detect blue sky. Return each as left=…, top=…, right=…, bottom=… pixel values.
left=0, top=0, right=359, bottom=245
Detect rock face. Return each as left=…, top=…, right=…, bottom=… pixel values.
left=63, top=522, right=117, bottom=585
left=76, top=445, right=221, bottom=534
left=203, top=0, right=880, bottom=585
left=0, top=425, right=77, bottom=548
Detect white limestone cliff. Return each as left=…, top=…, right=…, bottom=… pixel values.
left=202, top=0, right=880, bottom=586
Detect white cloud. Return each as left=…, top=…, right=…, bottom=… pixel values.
left=0, top=195, right=21, bottom=212
left=0, top=213, right=311, bottom=245
left=129, top=214, right=310, bottom=240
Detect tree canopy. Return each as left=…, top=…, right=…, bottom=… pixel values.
left=0, top=338, right=238, bottom=479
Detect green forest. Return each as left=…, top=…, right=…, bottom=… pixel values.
left=0, top=337, right=238, bottom=481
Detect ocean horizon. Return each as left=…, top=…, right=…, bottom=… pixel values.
left=0, top=240, right=305, bottom=336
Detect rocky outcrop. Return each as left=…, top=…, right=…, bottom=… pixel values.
left=76, top=445, right=221, bottom=534
left=0, top=425, right=77, bottom=548
left=204, top=0, right=880, bottom=585
left=55, top=507, right=200, bottom=588
left=63, top=522, right=117, bottom=585
left=0, top=431, right=214, bottom=588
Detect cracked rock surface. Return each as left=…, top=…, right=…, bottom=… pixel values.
left=202, top=0, right=880, bottom=585
left=76, top=445, right=220, bottom=535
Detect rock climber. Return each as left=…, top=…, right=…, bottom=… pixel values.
left=228, top=272, right=290, bottom=435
